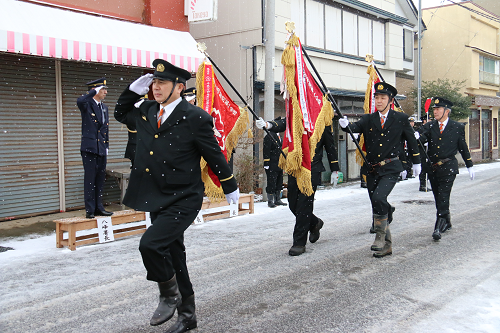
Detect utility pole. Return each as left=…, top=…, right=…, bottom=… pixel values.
left=417, top=0, right=422, bottom=120
left=263, top=0, right=275, bottom=201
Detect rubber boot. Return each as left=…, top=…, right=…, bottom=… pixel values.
left=274, top=191, right=287, bottom=206
left=371, top=206, right=394, bottom=233
left=150, top=275, right=182, bottom=326
left=371, top=214, right=388, bottom=251
left=267, top=193, right=276, bottom=208
left=164, top=294, right=197, bottom=333
left=432, top=217, right=446, bottom=240
left=441, top=213, right=452, bottom=233
left=373, top=225, right=392, bottom=258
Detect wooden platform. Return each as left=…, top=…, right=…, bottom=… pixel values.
left=199, top=193, right=254, bottom=222
left=54, top=210, right=147, bottom=251
left=53, top=194, right=254, bottom=251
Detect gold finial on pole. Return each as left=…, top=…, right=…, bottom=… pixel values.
left=197, top=42, right=207, bottom=54
left=365, top=54, right=374, bottom=63
left=285, top=21, right=295, bottom=33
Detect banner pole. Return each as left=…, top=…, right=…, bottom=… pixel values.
left=300, top=46, right=371, bottom=169
left=197, top=44, right=286, bottom=159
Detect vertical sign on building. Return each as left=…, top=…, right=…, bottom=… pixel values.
left=186, top=0, right=218, bottom=23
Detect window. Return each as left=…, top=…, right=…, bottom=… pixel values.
left=403, top=29, right=413, bottom=61
left=493, top=118, right=497, bottom=147
left=295, top=1, right=386, bottom=61
left=469, top=110, right=480, bottom=149
left=479, top=55, right=499, bottom=85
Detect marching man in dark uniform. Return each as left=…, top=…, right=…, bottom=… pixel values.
left=339, top=82, right=421, bottom=257
left=256, top=117, right=340, bottom=256
left=115, top=60, right=239, bottom=333
left=262, top=117, right=287, bottom=208
left=416, top=97, right=474, bottom=240
left=77, top=78, right=113, bottom=219
left=183, top=87, right=197, bottom=105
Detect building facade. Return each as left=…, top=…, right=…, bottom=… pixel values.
left=0, top=0, right=202, bottom=219
left=422, top=1, right=500, bottom=162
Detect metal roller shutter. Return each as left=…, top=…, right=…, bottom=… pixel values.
left=0, top=54, right=60, bottom=219
left=61, top=61, right=143, bottom=209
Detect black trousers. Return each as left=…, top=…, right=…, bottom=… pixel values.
left=139, top=205, right=199, bottom=298
left=81, top=151, right=107, bottom=214
left=428, top=173, right=456, bottom=217
left=265, top=168, right=283, bottom=194
left=366, top=172, right=399, bottom=215
left=287, top=174, right=319, bottom=247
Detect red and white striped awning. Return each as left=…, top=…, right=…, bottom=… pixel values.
left=0, top=0, right=204, bottom=72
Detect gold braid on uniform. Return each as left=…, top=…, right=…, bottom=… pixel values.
left=280, top=33, right=313, bottom=196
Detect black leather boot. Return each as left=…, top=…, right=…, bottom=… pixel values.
left=309, top=218, right=323, bottom=243
left=274, top=191, right=287, bottom=206
left=441, top=213, right=452, bottom=233
left=267, top=193, right=276, bottom=208
left=432, top=217, right=446, bottom=240
left=150, top=275, right=182, bottom=326
left=164, top=294, right=197, bottom=333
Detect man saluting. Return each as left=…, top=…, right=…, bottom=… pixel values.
left=339, top=82, right=421, bottom=257
left=115, top=60, right=239, bottom=333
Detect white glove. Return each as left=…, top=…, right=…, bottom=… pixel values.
left=129, top=73, right=153, bottom=95
left=412, top=163, right=421, bottom=177
left=339, top=116, right=349, bottom=128
left=414, top=131, right=420, bottom=140
left=225, top=188, right=240, bottom=204
left=256, top=117, right=270, bottom=130
left=330, top=171, right=339, bottom=186
left=350, top=133, right=359, bottom=141
left=95, top=86, right=104, bottom=93
left=400, top=170, right=407, bottom=180
left=106, top=148, right=108, bottom=156
left=264, top=166, right=269, bottom=170
left=467, top=167, right=475, bottom=180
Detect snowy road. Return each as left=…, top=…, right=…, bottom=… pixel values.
left=1, top=162, right=500, bottom=333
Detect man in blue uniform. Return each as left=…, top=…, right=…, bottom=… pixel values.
left=77, top=78, right=113, bottom=219
left=340, top=82, right=421, bottom=257
left=416, top=97, right=474, bottom=240
left=115, top=60, right=239, bottom=333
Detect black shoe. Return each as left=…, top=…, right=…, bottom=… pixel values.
left=274, top=191, right=287, bottom=206
left=441, top=214, right=452, bottom=233
left=164, top=295, right=197, bottom=333
left=419, top=186, right=427, bottom=191
left=150, top=275, right=182, bottom=326
left=85, top=213, right=95, bottom=219
left=309, top=218, right=324, bottom=243
left=360, top=181, right=367, bottom=188
left=95, top=209, right=113, bottom=216
left=267, top=194, right=276, bottom=208
left=288, top=246, right=305, bottom=256
left=432, top=218, right=446, bottom=240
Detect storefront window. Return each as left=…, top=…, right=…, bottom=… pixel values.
left=469, top=110, right=480, bottom=149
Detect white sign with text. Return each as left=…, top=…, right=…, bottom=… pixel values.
left=187, top=0, right=218, bottom=23
left=96, top=216, right=114, bottom=243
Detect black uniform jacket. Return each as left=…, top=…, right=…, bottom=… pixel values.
left=268, top=118, right=340, bottom=179
left=77, top=89, right=109, bottom=156
left=115, top=102, right=140, bottom=161
left=263, top=131, right=282, bottom=171
left=115, top=88, right=237, bottom=213
left=343, top=110, right=420, bottom=176
left=417, top=119, right=473, bottom=176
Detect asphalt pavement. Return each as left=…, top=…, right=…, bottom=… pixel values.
left=1, top=162, right=499, bottom=333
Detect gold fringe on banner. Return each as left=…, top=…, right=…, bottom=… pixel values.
left=280, top=34, right=313, bottom=196
left=363, top=64, right=378, bottom=114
